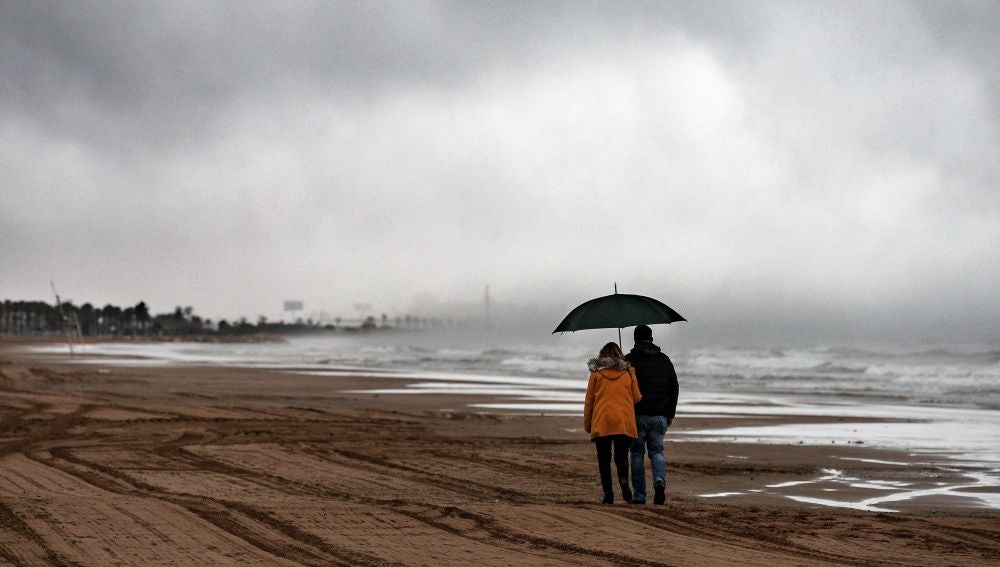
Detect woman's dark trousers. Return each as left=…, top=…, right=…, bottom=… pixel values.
left=594, top=434, right=632, bottom=503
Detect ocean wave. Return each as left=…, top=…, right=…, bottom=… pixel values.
left=813, top=362, right=869, bottom=374
left=38, top=338, right=1000, bottom=410
left=482, top=348, right=516, bottom=356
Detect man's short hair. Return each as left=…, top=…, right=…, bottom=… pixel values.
left=634, top=324, right=653, bottom=342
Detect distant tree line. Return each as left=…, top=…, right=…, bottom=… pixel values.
left=1, top=299, right=452, bottom=339
left=2, top=299, right=151, bottom=337
left=0, top=299, right=314, bottom=338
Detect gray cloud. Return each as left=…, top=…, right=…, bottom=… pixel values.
left=2, top=1, right=998, bottom=344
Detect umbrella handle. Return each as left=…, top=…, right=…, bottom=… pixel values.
left=615, top=283, right=620, bottom=346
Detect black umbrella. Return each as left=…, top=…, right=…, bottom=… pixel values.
left=552, top=286, right=685, bottom=345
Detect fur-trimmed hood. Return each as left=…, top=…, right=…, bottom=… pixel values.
left=587, top=357, right=630, bottom=372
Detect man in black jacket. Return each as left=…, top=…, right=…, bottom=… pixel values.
left=625, top=324, right=679, bottom=505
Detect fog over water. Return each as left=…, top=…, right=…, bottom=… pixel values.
left=3, top=1, right=999, bottom=346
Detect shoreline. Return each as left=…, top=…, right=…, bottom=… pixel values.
left=1, top=344, right=999, bottom=565
left=20, top=340, right=1000, bottom=468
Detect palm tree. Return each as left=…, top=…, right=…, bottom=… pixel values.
left=79, top=303, right=95, bottom=336
left=135, top=301, right=150, bottom=337
left=102, top=304, right=122, bottom=336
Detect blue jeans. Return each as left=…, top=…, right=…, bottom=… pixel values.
left=630, top=415, right=668, bottom=503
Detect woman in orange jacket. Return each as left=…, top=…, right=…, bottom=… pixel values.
left=584, top=342, right=642, bottom=504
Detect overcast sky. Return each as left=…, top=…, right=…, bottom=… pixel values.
left=2, top=1, right=998, bottom=345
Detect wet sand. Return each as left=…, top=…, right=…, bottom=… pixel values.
left=0, top=344, right=998, bottom=566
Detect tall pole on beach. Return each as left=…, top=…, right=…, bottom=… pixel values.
left=50, top=280, right=74, bottom=356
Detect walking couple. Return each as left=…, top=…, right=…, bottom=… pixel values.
left=583, top=324, right=679, bottom=505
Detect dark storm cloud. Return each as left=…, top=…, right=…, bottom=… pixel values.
left=3, top=2, right=648, bottom=146
left=0, top=1, right=789, bottom=145
left=8, top=1, right=994, bottom=155
left=3, top=1, right=498, bottom=149
left=2, top=1, right=998, bottom=344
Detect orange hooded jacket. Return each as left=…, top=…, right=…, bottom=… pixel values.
left=583, top=358, right=642, bottom=439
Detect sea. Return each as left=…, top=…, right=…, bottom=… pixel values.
left=30, top=332, right=1000, bottom=409
left=25, top=331, right=1000, bottom=510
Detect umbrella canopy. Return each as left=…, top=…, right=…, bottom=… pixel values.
left=552, top=293, right=686, bottom=334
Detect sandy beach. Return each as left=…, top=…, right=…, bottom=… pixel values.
left=1, top=341, right=998, bottom=566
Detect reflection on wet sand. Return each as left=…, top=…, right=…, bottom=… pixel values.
left=700, top=467, right=1000, bottom=512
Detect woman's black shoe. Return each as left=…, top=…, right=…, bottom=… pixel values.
left=602, top=493, right=614, bottom=504
left=619, top=481, right=632, bottom=503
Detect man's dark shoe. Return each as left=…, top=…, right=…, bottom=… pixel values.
left=602, top=492, right=614, bottom=504
left=631, top=499, right=645, bottom=505
left=619, top=481, right=632, bottom=503
left=653, top=480, right=666, bottom=505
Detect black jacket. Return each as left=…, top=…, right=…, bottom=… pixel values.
left=625, top=341, right=679, bottom=418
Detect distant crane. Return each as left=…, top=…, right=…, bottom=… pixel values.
left=484, top=284, right=491, bottom=322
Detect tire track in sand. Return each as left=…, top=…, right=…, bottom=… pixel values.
left=162, top=436, right=854, bottom=565
left=0, top=500, right=83, bottom=567
left=8, top=449, right=312, bottom=566
left=99, top=443, right=591, bottom=566
left=165, top=445, right=618, bottom=566
left=42, top=446, right=394, bottom=566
